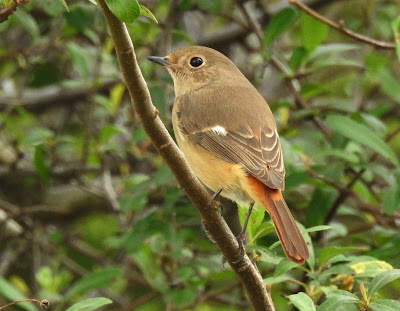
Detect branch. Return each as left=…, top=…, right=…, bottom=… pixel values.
left=321, top=125, right=400, bottom=229
left=0, top=2, right=17, bottom=23
left=0, top=78, right=118, bottom=112
left=0, top=299, right=49, bottom=310
left=197, top=0, right=334, bottom=48
left=96, top=1, right=274, bottom=310
left=288, top=0, right=396, bottom=50
left=236, top=1, right=332, bottom=140
left=273, top=57, right=332, bottom=139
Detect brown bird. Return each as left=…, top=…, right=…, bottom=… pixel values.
left=148, top=46, right=309, bottom=264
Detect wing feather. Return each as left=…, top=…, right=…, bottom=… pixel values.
left=175, top=89, right=286, bottom=190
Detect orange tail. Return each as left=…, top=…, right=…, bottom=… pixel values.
left=248, top=177, right=309, bottom=264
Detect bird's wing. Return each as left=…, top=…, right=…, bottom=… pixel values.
left=175, top=90, right=285, bottom=190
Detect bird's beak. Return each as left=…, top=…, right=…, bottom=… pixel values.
left=147, top=56, right=171, bottom=66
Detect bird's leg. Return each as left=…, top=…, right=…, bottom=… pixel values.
left=211, top=188, right=223, bottom=213
left=212, top=188, right=223, bottom=200
left=234, top=202, right=255, bottom=263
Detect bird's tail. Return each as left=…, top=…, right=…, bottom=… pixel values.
left=248, top=176, right=309, bottom=264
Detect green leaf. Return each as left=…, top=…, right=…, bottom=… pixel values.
left=164, top=288, right=197, bottom=307
left=316, top=148, right=359, bottom=164
left=120, top=191, right=148, bottom=212
left=290, top=46, right=308, bottom=70
left=57, top=0, right=69, bottom=11
left=368, top=269, right=400, bottom=298
left=249, top=245, right=282, bottom=265
left=131, top=246, right=168, bottom=292
left=0, top=278, right=36, bottom=311
left=65, top=267, right=121, bottom=299
left=65, top=5, right=95, bottom=32
left=289, top=292, right=316, bottom=311
left=14, top=10, right=40, bottom=39
left=197, top=0, right=223, bottom=12
left=34, top=145, right=50, bottom=184
left=306, top=188, right=336, bottom=227
left=104, top=0, right=140, bottom=23
left=98, top=124, right=126, bottom=143
left=350, top=259, right=393, bottom=278
left=36, top=266, right=54, bottom=291
left=300, top=83, right=329, bottom=99
left=264, top=7, right=298, bottom=46
left=139, top=5, right=158, bottom=23
left=319, top=265, right=355, bottom=281
left=309, top=43, right=360, bottom=60
left=65, top=297, right=113, bottom=311
left=39, top=0, right=65, bottom=16
left=23, top=128, right=54, bottom=146
left=251, top=221, right=275, bottom=242
left=66, top=42, right=91, bottom=79
left=325, top=115, right=400, bottom=167
left=382, top=181, right=400, bottom=215
left=309, top=58, right=362, bottom=72
left=300, top=12, right=328, bottom=52
left=274, top=258, right=298, bottom=278
left=304, top=225, right=332, bottom=233
left=370, top=299, right=400, bottom=311
left=319, top=246, right=361, bottom=266
left=238, top=204, right=265, bottom=244
left=316, top=295, right=358, bottom=311
left=171, top=29, right=195, bottom=45
left=325, top=289, right=359, bottom=300
left=109, top=83, right=125, bottom=115
left=379, top=68, right=400, bottom=103
left=391, top=16, right=400, bottom=61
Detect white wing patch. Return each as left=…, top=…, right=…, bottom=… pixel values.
left=211, top=125, right=227, bottom=136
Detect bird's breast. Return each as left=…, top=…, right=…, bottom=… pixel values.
left=173, top=125, right=253, bottom=205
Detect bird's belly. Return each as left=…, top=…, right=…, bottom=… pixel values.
left=178, top=140, right=252, bottom=205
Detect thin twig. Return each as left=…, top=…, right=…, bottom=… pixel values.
left=0, top=2, right=17, bottom=23
left=237, top=0, right=331, bottom=140
left=103, top=166, right=120, bottom=212
left=156, top=0, right=180, bottom=56
left=0, top=299, right=49, bottom=310
left=237, top=1, right=263, bottom=42
left=319, top=126, right=400, bottom=236
left=288, top=0, right=396, bottom=50
left=278, top=65, right=332, bottom=139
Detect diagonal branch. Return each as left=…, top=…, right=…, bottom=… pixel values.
left=0, top=2, right=17, bottom=23
left=320, top=125, right=400, bottom=229
left=96, top=1, right=275, bottom=310
left=236, top=1, right=332, bottom=140
left=288, top=0, right=396, bottom=50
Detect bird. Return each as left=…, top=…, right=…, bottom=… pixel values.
left=148, top=46, right=309, bottom=264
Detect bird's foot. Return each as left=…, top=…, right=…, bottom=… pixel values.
left=232, top=231, right=247, bottom=264
left=211, top=188, right=223, bottom=213
left=201, top=219, right=216, bottom=243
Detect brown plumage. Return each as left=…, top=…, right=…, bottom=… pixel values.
left=148, top=46, right=309, bottom=264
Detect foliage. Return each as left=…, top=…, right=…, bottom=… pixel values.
left=0, top=0, right=399, bottom=310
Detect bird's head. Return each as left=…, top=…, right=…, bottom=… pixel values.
left=148, top=46, right=244, bottom=97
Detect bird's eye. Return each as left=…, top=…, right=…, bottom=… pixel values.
left=189, top=57, right=203, bottom=68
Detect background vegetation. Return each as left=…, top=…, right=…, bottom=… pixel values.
left=0, top=0, right=399, bottom=310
